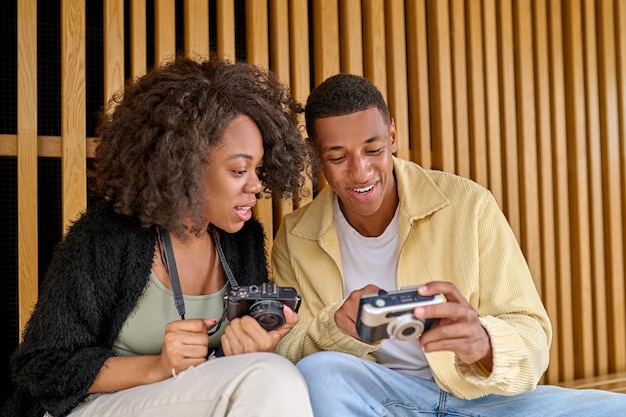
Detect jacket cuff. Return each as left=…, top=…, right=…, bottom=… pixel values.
left=455, top=315, right=538, bottom=393
left=320, top=301, right=382, bottom=356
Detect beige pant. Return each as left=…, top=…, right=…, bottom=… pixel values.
left=67, top=352, right=313, bottom=417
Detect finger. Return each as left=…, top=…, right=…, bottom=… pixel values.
left=169, top=318, right=217, bottom=333
left=417, top=281, right=468, bottom=305
left=220, top=335, right=232, bottom=356
left=223, top=318, right=258, bottom=353
left=270, top=306, right=298, bottom=339
left=335, top=308, right=359, bottom=338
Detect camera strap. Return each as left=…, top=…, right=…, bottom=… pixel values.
left=210, top=226, right=240, bottom=289
left=158, top=227, right=186, bottom=319
left=157, top=226, right=240, bottom=321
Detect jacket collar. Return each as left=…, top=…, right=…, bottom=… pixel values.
left=291, top=157, right=450, bottom=242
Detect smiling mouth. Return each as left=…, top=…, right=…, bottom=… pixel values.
left=351, top=185, right=374, bottom=194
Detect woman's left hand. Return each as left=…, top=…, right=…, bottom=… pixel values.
left=220, top=305, right=298, bottom=355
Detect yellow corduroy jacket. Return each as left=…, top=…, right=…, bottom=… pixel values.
left=272, top=157, right=552, bottom=400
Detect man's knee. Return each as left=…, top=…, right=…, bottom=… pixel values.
left=297, top=351, right=364, bottom=381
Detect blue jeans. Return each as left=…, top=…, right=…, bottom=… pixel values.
left=297, top=351, right=626, bottom=417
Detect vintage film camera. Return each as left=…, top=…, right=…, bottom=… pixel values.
left=225, top=282, right=302, bottom=330
left=356, top=286, right=445, bottom=343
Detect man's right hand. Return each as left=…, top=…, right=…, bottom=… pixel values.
left=334, top=284, right=381, bottom=339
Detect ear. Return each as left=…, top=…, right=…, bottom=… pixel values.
left=389, top=117, right=398, bottom=154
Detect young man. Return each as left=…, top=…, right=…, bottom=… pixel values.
left=271, top=73, right=626, bottom=416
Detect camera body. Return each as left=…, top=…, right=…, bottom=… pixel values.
left=356, top=287, right=445, bottom=343
left=225, top=282, right=301, bottom=330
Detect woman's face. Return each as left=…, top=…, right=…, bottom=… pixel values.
left=203, top=115, right=264, bottom=233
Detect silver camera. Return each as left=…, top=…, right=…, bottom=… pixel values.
left=356, top=287, right=445, bottom=343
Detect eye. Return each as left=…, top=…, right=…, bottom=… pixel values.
left=366, top=147, right=384, bottom=155
left=325, top=154, right=346, bottom=163
left=234, top=169, right=246, bottom=177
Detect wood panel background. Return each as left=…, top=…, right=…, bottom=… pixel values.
left=2, top=0, right=625, bottom=386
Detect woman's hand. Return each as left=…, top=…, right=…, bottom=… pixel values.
left=158, top=318, right=217, bottom=377
left=220, top=305, right=298, bottom=355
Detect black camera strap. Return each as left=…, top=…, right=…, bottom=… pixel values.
left=210, top=226, right=240, bottom=289
left=157, top=226, right=240, bottom=322
left=158, top=227, right=186, bottom=319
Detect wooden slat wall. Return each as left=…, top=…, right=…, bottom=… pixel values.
left=16, top=0, right=38, bottom=336
left=7, top=0, right=626, bottom=386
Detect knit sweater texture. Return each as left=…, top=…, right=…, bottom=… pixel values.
left=2, top=201, right=268, bottom=417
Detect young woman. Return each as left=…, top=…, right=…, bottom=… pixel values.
left=2, top=56, right=315, bottom=417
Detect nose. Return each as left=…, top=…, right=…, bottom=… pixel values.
left=348, top=155, right=371, bottom=183
left=245, top=174, right=262, bottom=194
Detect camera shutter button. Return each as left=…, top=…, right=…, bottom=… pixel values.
left=375, top=299, right=386, bottom=307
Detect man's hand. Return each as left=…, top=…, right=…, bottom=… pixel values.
left=334, top=284, right=381, bottom=339
left=415, top=281, right=493, bottom=370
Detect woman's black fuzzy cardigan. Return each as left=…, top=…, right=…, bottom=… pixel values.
left=1, top=201, right=269, bottom=417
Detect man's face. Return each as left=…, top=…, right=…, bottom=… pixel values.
left=313, top=107, right=398, bottom=236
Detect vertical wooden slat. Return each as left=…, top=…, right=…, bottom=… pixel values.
left=246, top=0, right=269, bottom=67
left=582, top=0, right=609, bottom=376
left=482, top=0, right=504, bottom=208
left=426, top=0, right=454, bottom=172
left=497, top=0, right=521, bottom=239
left=405, top=0, right=431, bottom=169
left=547, top=0, right=574, bottom=382
left=597, top=0, right=626, bottom=372
left=616, top=0, right=626, bottom=367
left=154, top=0, right=176, bottom=65
left=130, top=0, right=147, bottom=78
left=614, top=1, right=626, bottom=369
left=362, top=0, right=387, bottom=96
left=184, top=0, right=210, bottom=59
left=61, top=0, right=87, bottom=232
left=513, top=0, right=542, bottom=293
left=450, top=0, right=469, bottom=179
left=339, top=0, right=363, bottom=75
left=384, top=0, right=410, bottom=161
left=532, top=0, right=559, bottom=384
left=216, top=0, right=236, bottom=60
left=17, top=0, right=38, bottom=337
left=466, top=0, right=488, bottom=190
left=104, top=0, right=125, bottom=103
left=288, top=0, right=313, bottom=210
left=270, top=0, right=293, bottom=235
left=563, top=0, right=595, bottom=379
left=312, top=0, right=340, bottom=86
left=288, top=0, right=311, bottom=106
left=246, top=0, right=273, bottom=244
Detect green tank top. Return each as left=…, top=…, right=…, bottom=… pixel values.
left=113, top=271, right=228, bottom=356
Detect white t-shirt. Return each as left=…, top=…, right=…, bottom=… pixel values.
left=334, top=197, right=433, bottom=379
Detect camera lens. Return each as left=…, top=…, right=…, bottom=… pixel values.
left=249, top=300, right=285, bottom=330
left=387, top=314, right=425, bottom=340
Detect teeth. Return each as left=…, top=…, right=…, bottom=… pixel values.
left=352, top=185, right=374, bottom=193
left=235, top=207, right=251, bottom=212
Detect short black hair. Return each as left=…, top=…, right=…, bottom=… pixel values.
left=304, top=73, right=390, bottom=140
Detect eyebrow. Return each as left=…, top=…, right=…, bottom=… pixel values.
left=228, top=153, right=254, bottom=161
left=320, top=136, right=384, bottom=153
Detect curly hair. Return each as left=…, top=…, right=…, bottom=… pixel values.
left=304, top=73, right=390, bottom=141
left=91, top=55, right=313, bottom=237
